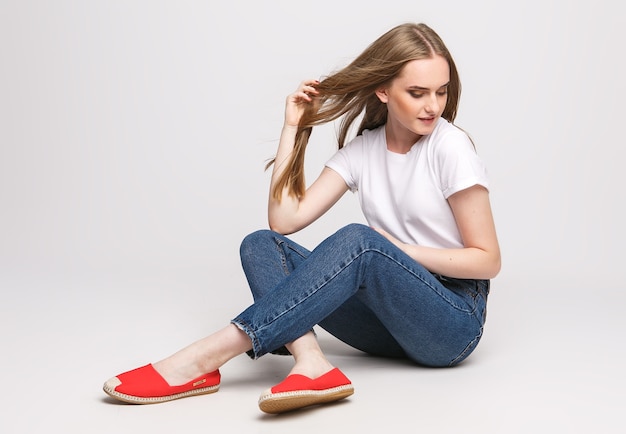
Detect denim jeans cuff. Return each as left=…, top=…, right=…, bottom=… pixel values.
left=245, top=345, right=292, bottom=359
left=239, top=327, right=317, bottom=360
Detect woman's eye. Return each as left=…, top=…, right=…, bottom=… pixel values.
left=409, top=90, right=447, bottom=98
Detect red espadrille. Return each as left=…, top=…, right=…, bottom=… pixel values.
left=103, top=364, right=220, bottom=404
left=258, top=368, right=354, bottom=414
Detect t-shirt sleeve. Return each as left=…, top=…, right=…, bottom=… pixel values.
left=325, top=138, right=362, bottom=192
left=435, top=129, right=490, bottom=198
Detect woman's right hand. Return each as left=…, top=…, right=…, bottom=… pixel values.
left=284, top=79, right=320, bottom=127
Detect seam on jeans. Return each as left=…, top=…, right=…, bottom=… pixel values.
left=449, top=325, right=483, bottom=366
left=376, top=246, right=484, bottom=365
left=274, top=237, right=309, bottom=276
left=370, top=248, right=475, bottom=313
left=257, top=246, right=472, bottom=339
left=253, top=249, right=370, bottom=336
left=274, top=239, right=290, bottom=276
left=438, top=275, right=486, bottom=315
left=448, top=303, right=487, bottom=366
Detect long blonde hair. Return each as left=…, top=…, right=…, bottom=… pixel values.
left=269, top=23, right=461, bottom=201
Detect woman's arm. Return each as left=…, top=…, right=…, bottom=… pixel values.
left=373, top=185, right=501, bottom=280
left=267, top=81, right=349, bottom=234
left=269, top=166, right=348, bottom=235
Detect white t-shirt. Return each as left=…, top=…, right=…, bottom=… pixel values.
left=325, top=117, right=489, bottom=249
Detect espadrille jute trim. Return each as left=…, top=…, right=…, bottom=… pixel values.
left=258, top=368, right=354, bottom=414
left=258, top=384, right=354, bottom=413
left=103, top=382, right=219, bottom=404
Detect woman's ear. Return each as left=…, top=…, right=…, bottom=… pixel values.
left=375, top=86, right=389, bottom=103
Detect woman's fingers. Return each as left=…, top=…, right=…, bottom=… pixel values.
left=299, top=80, right=320, bottom=99
left=284, top=79, right=320, bottom=126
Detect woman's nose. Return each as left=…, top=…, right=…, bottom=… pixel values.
left=425, top=94, right=439, bottom=113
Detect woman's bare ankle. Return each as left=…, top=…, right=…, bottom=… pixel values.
left=288, top=357, right=335, bottom=379
left=152, top=349, right=217, bottom=386
left=284, top=332, right=336, bottom=379
left=152, top=324, right=252, bottom=386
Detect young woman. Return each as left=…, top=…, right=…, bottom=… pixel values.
left=103, top=22, right=501, bottom=414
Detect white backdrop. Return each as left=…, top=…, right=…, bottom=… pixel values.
left=1, top=1, right=624, bottom=321
left=1, top=1, right=625, bottom=433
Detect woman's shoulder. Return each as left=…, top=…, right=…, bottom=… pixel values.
left=428, top=118, right=474, bottom=151
left=361, top=125, right=385, bottom=139
left=342, top=125, right=385, bottom=152
left=431, top=118, right=467, bottom=139
left=354, top=125, right=386, bottom=147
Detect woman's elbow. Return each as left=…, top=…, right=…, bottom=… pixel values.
left=484, top=253, right=502, bottom=280
left=268, top=218, right=297, bottom=235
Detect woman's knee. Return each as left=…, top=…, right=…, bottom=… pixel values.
left=335, top=223, right=376, bottom=241
left=240, top=229, right=275, bottom=261
left=333, top=223, right=387, bottom=251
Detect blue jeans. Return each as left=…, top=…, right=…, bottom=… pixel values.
left=232, top=223, right=489, bottom=367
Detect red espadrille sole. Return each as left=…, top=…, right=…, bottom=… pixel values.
left=258, top=368, right=354, bottom=414
left=103, top=364, right=220, bottom=404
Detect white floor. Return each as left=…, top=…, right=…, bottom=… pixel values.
left=1, top=268, right=623, bottom=434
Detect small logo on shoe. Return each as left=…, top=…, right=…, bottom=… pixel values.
left=193, top=379, right=207, bottom=387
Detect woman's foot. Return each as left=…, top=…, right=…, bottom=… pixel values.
left=103, top=364, right=220, bottom=404
left=103, top=324, right=252, bottom=403
left=286, top=355, right=336, bottom=379
left=258, top=331, right=354, bottom=413
left=258, top=367, right=354, bottom=414
left=283, top=330, right=335, bottom=378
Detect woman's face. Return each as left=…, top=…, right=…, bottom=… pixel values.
left=376, top=55, right=450, bottom=144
